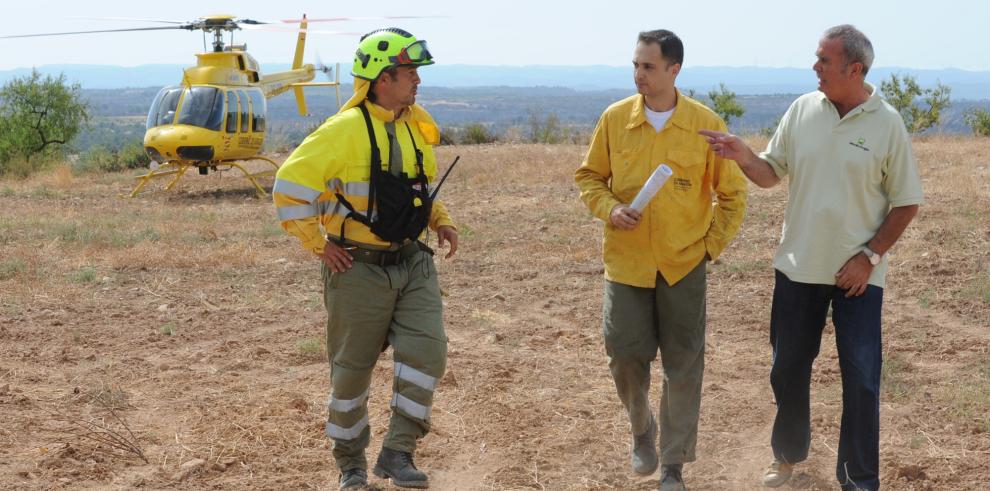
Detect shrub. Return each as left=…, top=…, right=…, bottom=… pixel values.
left=462, top=123, right=498, bottom=144
left=77, top=142, right=150, bottom=173
left=964, top=108, right=990, bottom=136
left=528, top=112, right=566, bottom=144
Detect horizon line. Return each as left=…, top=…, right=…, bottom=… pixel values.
left=1, top=63, right=989, bottom=73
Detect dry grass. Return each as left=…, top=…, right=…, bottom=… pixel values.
left=0, top=136, right=987, bottom=490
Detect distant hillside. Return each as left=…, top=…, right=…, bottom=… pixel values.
left=5, top=63, right=990, bottom=99
left=72, top=84, right=990, bottom=153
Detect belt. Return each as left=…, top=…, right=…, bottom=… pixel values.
left=344, top=240, right=432, bottom=267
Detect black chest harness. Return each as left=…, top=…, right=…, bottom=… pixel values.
left=334, top=104, right=442, bottom=245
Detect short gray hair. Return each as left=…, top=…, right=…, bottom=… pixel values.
left=823, top=24, right=874, bottom=76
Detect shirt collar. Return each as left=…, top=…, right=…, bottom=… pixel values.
left=818, top=81, right=882, bottom=114
left=627, top=89, right=692, bottom=131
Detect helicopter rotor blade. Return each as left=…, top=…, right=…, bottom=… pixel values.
left=278, top=15, right=446, bottom=24
left=70, top=16, right=190, bottom=25
left=238, top=24, right=361, bottom=35
left=0, top=25, right=193, bottom=39
left=237, top=18, right=271, bottom=25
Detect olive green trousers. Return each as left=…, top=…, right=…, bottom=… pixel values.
left=322, top=249, right=446, bottom=471
left=603, top=260, right=707, bottom=465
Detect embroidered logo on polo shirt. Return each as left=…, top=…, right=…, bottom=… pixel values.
left=671, top=177, right=693, bottom=191
left=849, top=137, right=870, bottom=152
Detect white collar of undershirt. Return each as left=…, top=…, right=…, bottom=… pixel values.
left=644, top=105, right=674, bottom=133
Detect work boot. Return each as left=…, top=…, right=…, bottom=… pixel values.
left=339, top=467, right=367, bottom=490
left=659, top=463, right=687, bottom=491
left=762, top=459, right=793, bottom=488
left=632, top=415, right=659, bottom=475
left=373, top=446, right=429, bottom=489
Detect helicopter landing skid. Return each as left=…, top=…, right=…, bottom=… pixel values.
left=129, top=157, right=280, bottom=198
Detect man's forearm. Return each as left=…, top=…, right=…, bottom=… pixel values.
left=867, top=205, right=920, bottom=255
left=736, top=152, right=781, bottom=188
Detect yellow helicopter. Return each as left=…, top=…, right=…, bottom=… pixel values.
left=3, top=14, right=347, bottom=196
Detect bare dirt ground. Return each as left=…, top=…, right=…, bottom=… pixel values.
left=1, top=135, right=988, bottom=490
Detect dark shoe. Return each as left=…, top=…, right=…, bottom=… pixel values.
left=660, top=464, right=687, bottom=491
left=632, top=416, right=659, bottom=475
left=339, top=467, right=367, bottom=490
left=762, top=459, right=793, bottom=488
left=373, top=446, right=429, bottom=489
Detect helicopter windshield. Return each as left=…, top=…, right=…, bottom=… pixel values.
left=177, top=87, right=225, bottom=131
left=146, top=86, right=182, bottom=129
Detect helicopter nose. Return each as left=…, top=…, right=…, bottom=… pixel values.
left=144, top=126, right=213, bottom=161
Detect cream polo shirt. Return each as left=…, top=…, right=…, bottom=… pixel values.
left=760, top=83, right=924, bottom=288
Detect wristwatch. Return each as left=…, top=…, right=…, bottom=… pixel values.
left=862, top=247, right=881, bottom=266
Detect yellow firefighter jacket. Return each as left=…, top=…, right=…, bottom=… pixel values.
left=273, top=101, right=455, bottom=254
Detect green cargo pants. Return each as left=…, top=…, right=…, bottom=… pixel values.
left=603, top=259, right=707, bottom=465
left=322, top=248, right=447, bottom=471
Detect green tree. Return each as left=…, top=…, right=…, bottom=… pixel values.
left=964, top=108, right=990, bottom=136
left=879, top=74, right=951, bottom=133
left=0, top=69, right=89, bottom=175
left=706, top=83, right=745, bottom=126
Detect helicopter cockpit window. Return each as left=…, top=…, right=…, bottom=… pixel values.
left=226, top=91, right=238, bottom=133
left=177, top=87, right=225, bottom=131
left=249, top=90, right=266, bottom=132
left=146, top=86, right=182, bottom=129
left=237, top=90, right=250, bottom=133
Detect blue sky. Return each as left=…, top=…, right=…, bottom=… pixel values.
left=1, top=0, right=986, bottom=71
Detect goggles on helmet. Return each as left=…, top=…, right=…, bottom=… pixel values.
left=391, top=40, right=433, bottom=65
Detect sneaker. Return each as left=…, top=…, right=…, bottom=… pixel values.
left=762, top=459, right=793, bottom=488
left=339, top=467, right=367, bottom=490
left=373, top=446, right=429, bottom=489
left=660, top=464, right=687, bottom=491
left=632, top=416, right=659, bottom=475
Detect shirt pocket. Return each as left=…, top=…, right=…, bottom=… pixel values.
left=610, top=147, right=647, bottom=203
left=664, top=149, right=707, bottom=194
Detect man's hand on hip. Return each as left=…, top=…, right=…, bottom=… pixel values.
left=437, top=225, right=458, bottom=259
left=835, top=253, right=873, bottom=297
left=610, top=204, right=642, bottom=230
left=319, top=240, right=354, bottom=273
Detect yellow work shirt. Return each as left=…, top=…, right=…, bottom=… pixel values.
left=576, top=91, right=748, bottom=287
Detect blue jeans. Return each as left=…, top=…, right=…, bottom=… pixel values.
left=769, top=270, right=883, bottom=491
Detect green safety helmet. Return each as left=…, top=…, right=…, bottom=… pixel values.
left=351, top=28, right=434, bottom=81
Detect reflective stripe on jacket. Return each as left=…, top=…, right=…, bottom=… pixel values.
left=273, top=101, right=455, bottom=254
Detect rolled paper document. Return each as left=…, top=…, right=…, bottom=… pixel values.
left=630, top=164, right=673, bottom=212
